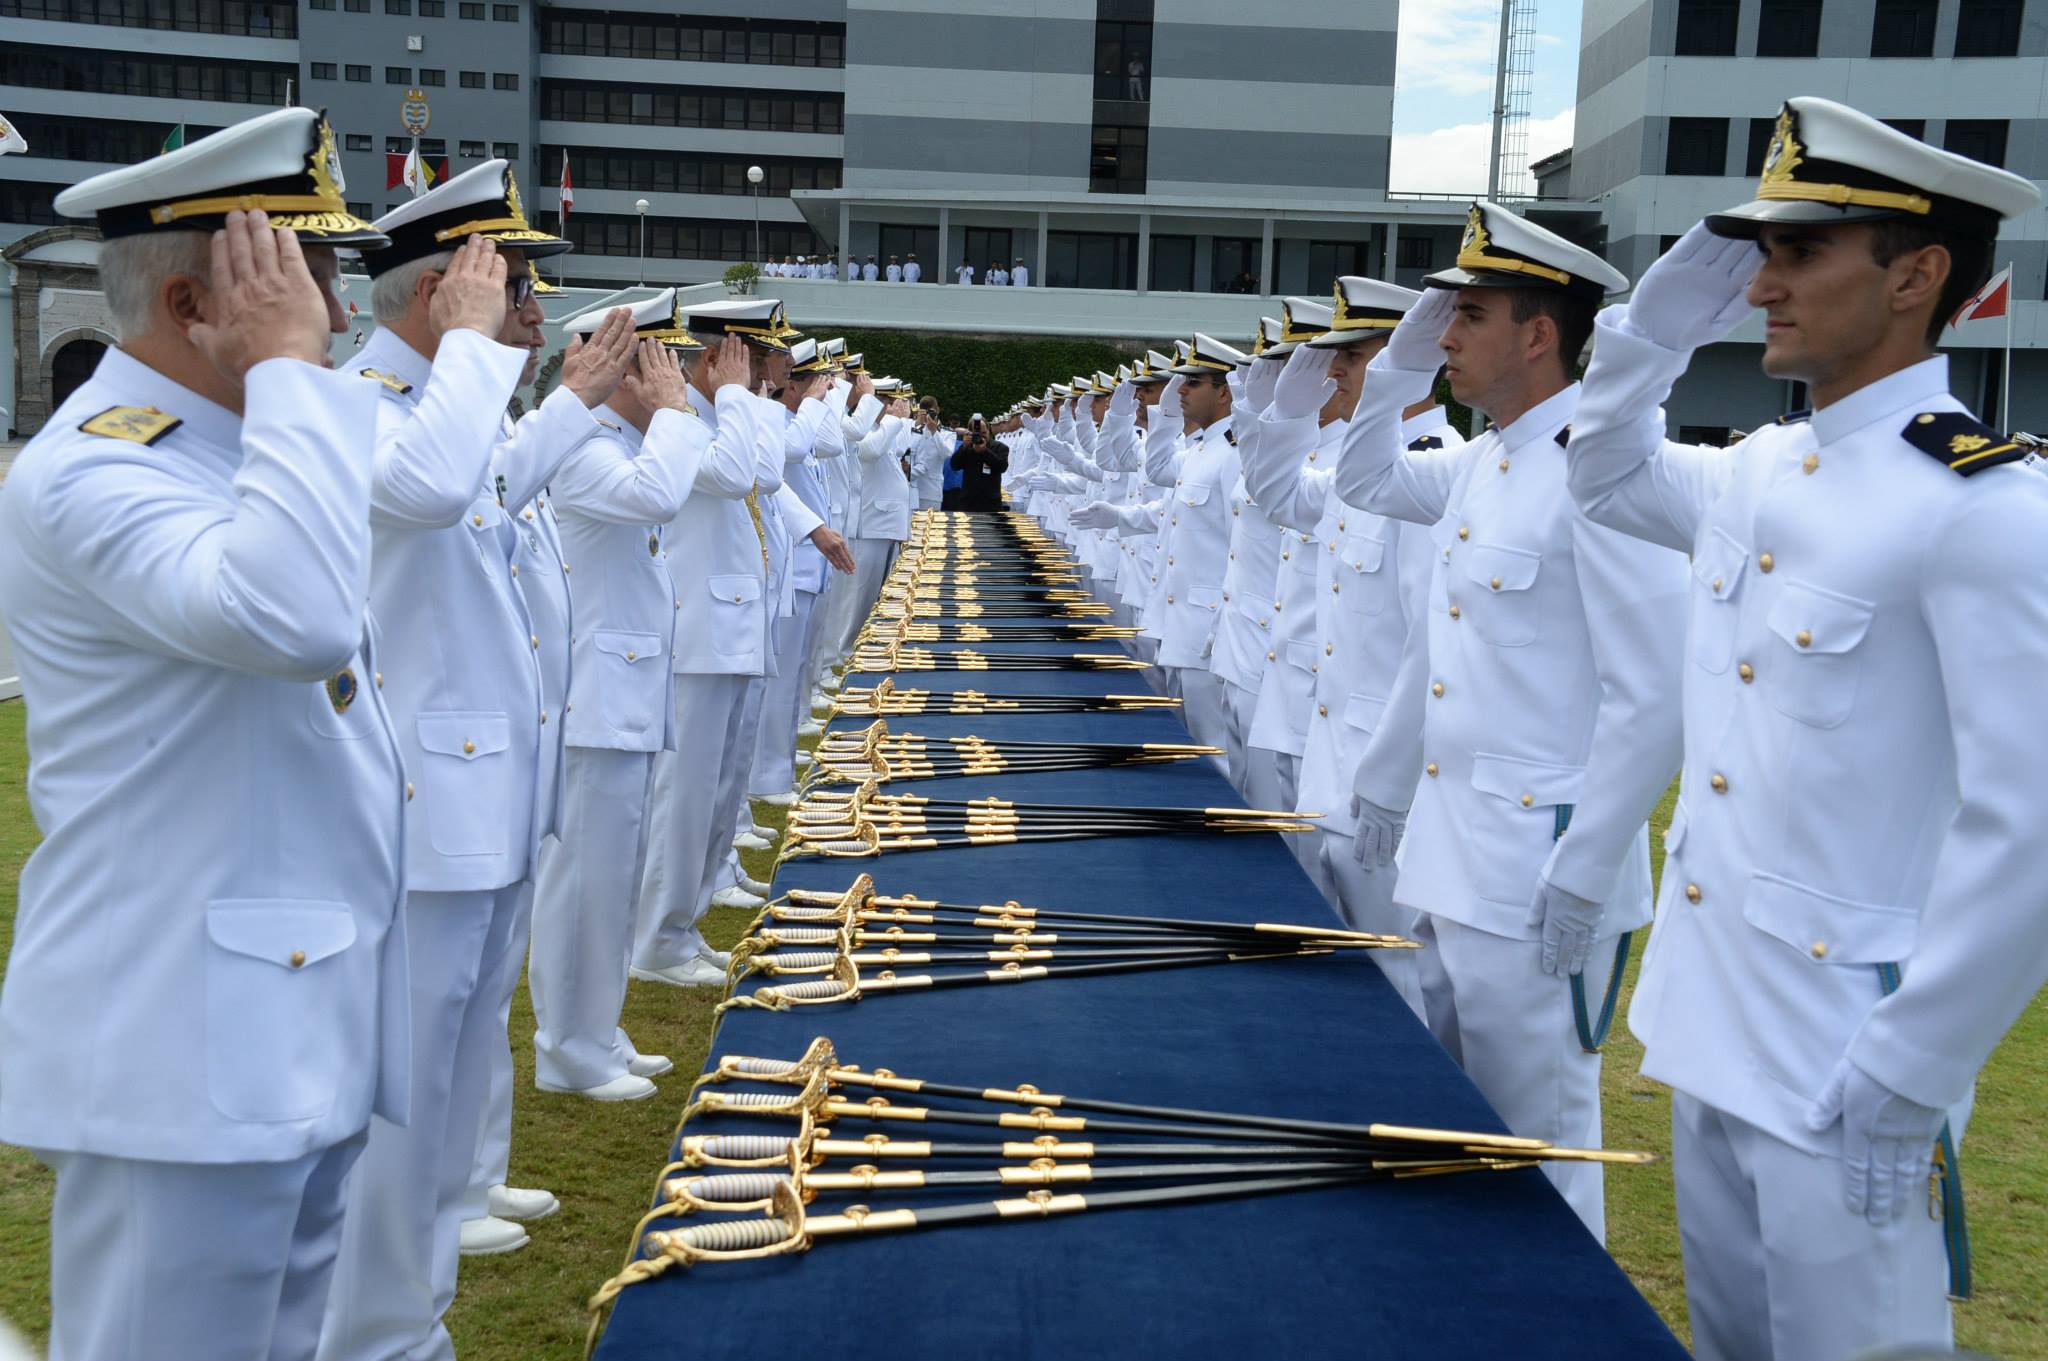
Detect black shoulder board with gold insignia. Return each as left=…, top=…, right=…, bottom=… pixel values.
left=1903, top=411, right=2024, bottom=477
left=1555, top=424, right=1571, bottom=447
left=360, top=368, right=414, bottom=396
left=1224, top=429, right=1238, bottom=446
left=1408, top=434, right=1445, bottom=452
left=1774, top=409, right=1812, bottom=426
left=79, top=406, right=180, bottom=446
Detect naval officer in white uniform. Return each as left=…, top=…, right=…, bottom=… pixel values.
left=1566, top=98, right=2048, bottom=1360
left=1336, top=202, right=1690, bottom=1239
left=0, top=110, right=407, bottom=1361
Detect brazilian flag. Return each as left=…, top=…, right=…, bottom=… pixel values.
left=161, top=125, right=185, bottom=155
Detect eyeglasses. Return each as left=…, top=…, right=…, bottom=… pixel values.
left=506, top=275, right=536, bottom=309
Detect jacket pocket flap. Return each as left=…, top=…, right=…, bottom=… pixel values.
left=1766, top=581, right=1874, bottom=655
left=1180, top=482, right=1213, bottom=507
left=417, top=711, right=512, bottom=760
left=1467, top=543, right=1542, bottom=593
left=1471, top=751, right=1584, bottom=805
left=1742, top=872, right=1917, bottom=965
left=707, top=574, right=762, bottom=605
left=1343, top=692, right=1387, bottom=732
left=595, top=629, right=661, bottom=662
left=1341, top=533, right=1386, bottom=573
left=1186, top=585, right=1223, bottom=609
left=206, top=900, right=356, bottom=969
left=1283, top=639, right=1319, bottom=670
left=1692, top=525, right=1748, bottom=602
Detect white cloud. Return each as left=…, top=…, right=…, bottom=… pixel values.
left=1389, top=109, right=1576, bottom=197
left=1395, top=0, right=1511, bottom=100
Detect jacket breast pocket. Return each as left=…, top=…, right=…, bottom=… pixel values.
left=415, top=711, right=513, bottom=856
left=593, top=629, right=664, bottom=735
left=1185, top=584, right=1223, bottom=613
left=1180, top=482, right=1213, bottom=508
left=1467, top=752, right=1584, bottom=906
left=204, top=900, right=368, bottom=1123
left=1688, top=526, right=1749, bottom=675
left=1465, top=544, right=1543, bottom=646
left=1339, top=533, right=1391, bottom=617
left=708, top=574, right=763, bottom=654
left=1342, top=691, right=1387, bottom=734
left=1762, top=581, right=1874, bottom=729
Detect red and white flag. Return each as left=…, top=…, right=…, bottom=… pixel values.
left=558, top=157, right=574, bottom=219
left=1950, top=264, right=2011, bottom=328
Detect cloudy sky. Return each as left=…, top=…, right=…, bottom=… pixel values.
left=1388, top=1, right=1580, bottom=195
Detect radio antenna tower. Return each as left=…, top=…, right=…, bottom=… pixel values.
left=1487, top=0, right=1538, bottom=199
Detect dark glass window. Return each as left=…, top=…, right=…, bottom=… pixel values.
left=1674, top=0, right=1739, bottom=54
left=1, top=110, right=221, bottom=163
left=1871, top=0, right=1937, bottom=55
left=419, top=0, right=442, bottom=14
left=563, top=211, right=824, bottom=260
left=538, top=9, right=848, bottom=68
left=1397, top=234, right=1434, bottom=269
left=493, top=72, right=519, bottom=90
left=345, top=132, right=372, bottom=150
left=460, top=69, right=484, bottom=88
left=311, top=60, right=337, bottom=79
left=963, top=227, right=1013, bottom=274
left=0, top=180, right=63, bottom=226
left=1745, top=117, right=1776, bottom=175
left=1300, top=240, right=1370, bottom=297
left=540, top=80, right=842, bottom=133
left=1046, top=231, right=1139, bottom=289
left=385, top=66, right=410, bottom=83
left=459, top=139, right=485, bottom=156
left=345, top=63, right=369, bottom=81
left=1150, top=235, right=1194, bottom=291
left=418, top=68, right=443, bottom=86
left=385, top=0, right=408, bottom=12
left=459, top=0, right=481, bottom=16
left=1943, top=119, right=2008, bottom=167
left=1666, top=117, right=1729, bottom=175
left=538, top=145, right=841, bottom=198
left=1756, top=0, right=1823, bottom=57
left=1089, top=125, right=1146, bottom=194
left=1881, top=118, right=1927, bottom=139
left=1093, top=18, right=1152, bottom=101
left=1954, top=0, right=2025, bottom=55
left=0, top=0, right=296, bottom=34
left=1210, top=237, right=1260, bottom=293
left=492, top=2, right=515, bottom=17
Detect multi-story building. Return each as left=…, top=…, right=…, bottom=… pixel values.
left=1558, top=0, right=2047, bottom=434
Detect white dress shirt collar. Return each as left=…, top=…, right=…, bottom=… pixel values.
left=1810, top=355, right=1952, bottom=448
left=1494, top=382, right=1579, bottom=453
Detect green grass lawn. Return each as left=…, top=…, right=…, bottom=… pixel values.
left=0, top=702, right=2040, bottom=1357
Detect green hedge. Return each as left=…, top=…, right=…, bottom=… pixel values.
left=832, top=329, right=1137, bottom=423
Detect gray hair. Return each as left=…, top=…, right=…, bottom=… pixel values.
left=370, top=250, right=455, bottom=324
left=99, top=232, right=213, bottom=343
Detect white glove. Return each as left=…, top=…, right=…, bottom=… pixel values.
left=1240, top=358, right=1275, bottom=414
left=1625, top=221, right=1763, bottom=352
left=1271, top=345, right=1337, bottom=420
left=1155, top=375, right=1185, bottom=422
left=1067, top=501, right=1122, bottom=530
left=1108, top=378, right=1137, bottom=416
left=1805, top=1058, right=1946, bottom=1226
left=1524, top=877, right=1605, bottom=977
left=1349, top=795, right=1405, bottom=871
left=1382, top=287, right=1459, bottom=374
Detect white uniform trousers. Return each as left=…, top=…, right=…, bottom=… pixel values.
left=1261, top=752, right=1319, bottom=877
left=1171, top=667, right=1232, bottom=777
left=319, top=884, right=526, bottom=1361
left=1314, top=834, right=1425, bottom=1020
left=531, top=748, right=658, bottom=1090
left=1671, top=1093, right=1952, bottom=1361
left=42, top=1131, right=366, bottom=1361
left=1218, top=678, right=1265, bottom=798
left=836, top=537, right=899, bottom=656
left=750, top=589, right=822, bottom=796
left=806, top=573, right=853, bottom=695
left=634, top=674, right=749, bottom=971
left=1411, top=912, right=1615, bottom=1242
left=462, top=879, right=534, bottom=1229
left=711, top=677, right=769, bottom=889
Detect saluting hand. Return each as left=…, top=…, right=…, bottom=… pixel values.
left=1155, top=375, right=1186, bottom=421
left=706, top=335, right=753, bottom=394
left=561, top=307, right=636, bottom=407
left=622, top=338, right=694, bottom=414
left=851, top=372, right=875, bottom=404
left=1382, top=287, right=1457, bottom=374
left=1271, top=345, right=1338, bottom=421
left=428, top=235, right=509, bottom=340
left=1626, top=222, right=1762, bottom=353
left=190, top=209, right=334, bottom=378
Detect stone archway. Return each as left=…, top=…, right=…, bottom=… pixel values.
left=46, top=334, right=110, bottom=417
left=4, top=226, right=107, bottom=436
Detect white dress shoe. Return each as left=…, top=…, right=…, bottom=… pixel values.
left=736, top=871, right=772, bottom=896
left=748, top=820, right=775, bottom=838
left=797, top=718, right=826, bottom=736
left=627, top=1053, right=674, bottom=1079
left=822, top=673, right=845, bottom=692
left=458, top=1216, right=529, bottom=1256
left=488, top=1185, right=560, bottom=1221
left=630, top=955, right=729, bottom=988
left=710, top=884, right=765, bottom=909
left=794, top=751, right=814, bottom=770
left=755, top=788, right=797, bottom=806
left=535, top=1071, right=660, bottom=1100
left=732, top=832, right=773, bottom=852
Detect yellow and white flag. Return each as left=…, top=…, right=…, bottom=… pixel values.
left=0, top=113, right=27, bottom=157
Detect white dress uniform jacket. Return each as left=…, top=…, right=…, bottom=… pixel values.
left=1336, top=378, right=1687, bottom=936
left=0, top=349, right=409, bottom=1162
left=1569, top=325, right=2048, bottom=1153
left=856, top=414, right=914, bottom=541
left=1149, top=418, right=1240, bottom=670
left=666, top=381, right=772, bottom=676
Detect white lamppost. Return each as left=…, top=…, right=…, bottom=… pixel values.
left=746, top=164, right=764, bottom=267
left=635, top=198, right=650, bottom=284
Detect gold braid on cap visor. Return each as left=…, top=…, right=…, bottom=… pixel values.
left=433, top=215, right=562, bottom=242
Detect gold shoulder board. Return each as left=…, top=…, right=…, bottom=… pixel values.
left=360, top=368, right=414, bottom=396
left=79, top=406, right=181, bottom=446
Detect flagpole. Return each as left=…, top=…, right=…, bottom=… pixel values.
left=2003, top=258, right=2013, bottom=432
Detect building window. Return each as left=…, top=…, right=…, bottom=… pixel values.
left=459, top=0, right=482, bottom=16
left=493, top=72, right=519, bottom=90
left=538, top=11, right=847, bottom=68
left=1047, top=230, right=1139, bottom=289
left=1674, top=0, right=1739, bottom=54
left=1943, top=119, right=2008, bottom=167
left=1397, top=234, right=1434, bottom=270
left=310, top=0, right=333, bottom=8
left=540, top=80, right=844, bottom=134
left=2, top=42, right=296, bottom=103
left=345, top=132, right=372, bottom=150
left=1150, top=235, right=1195, bottom=291
left=386, top=66, right=410, bottom=83
left=537, top=145, right=842, bottom=197
left=492, top=2, right=516, bottom=17
left=419, top=68, right=443, bottom=85
left=2, top=0, right=298, bottom=24
left=1756, top=0, right=1823, bottom=57
left=460, top=139, right=485, bottom=156
left=1666, top=117, right=1729, bottom=176
left=963, top=227, right=1014, bottom=275
left=1744, top=117, right=1775, bottom=175
left=343, top=0, right=367, bottom=11
left=0, top=181, right=62, bottom=228
left=1954, top=0, right=2025, bottom=55
left=563, top=212, right=824, bottom=261
left=1093, top=18, right=1152, bottom=102
left=1088, top=125, right=1146, bottom=194
left=419, top=0, right=443, bottom=13
left=493, top=142, right=518, bottom=159
left=312, top=61, right=337, bottom=79
left=385, top=0, right=409, bottom=12
left=0, top=110, right=222, bottom=165
left=1882, top=118, right=1927, bottom=140
left=460, top=69, right=485, bottom=87
left=347, top=201, right=371, bottom=220
left=1871, top=0, right=1937, bottom=55
left=345, top=64, right=370, bottom=81
left=384, top=137, right=445, bottom=154
left=1210, top=236, right=1260, bottom=293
